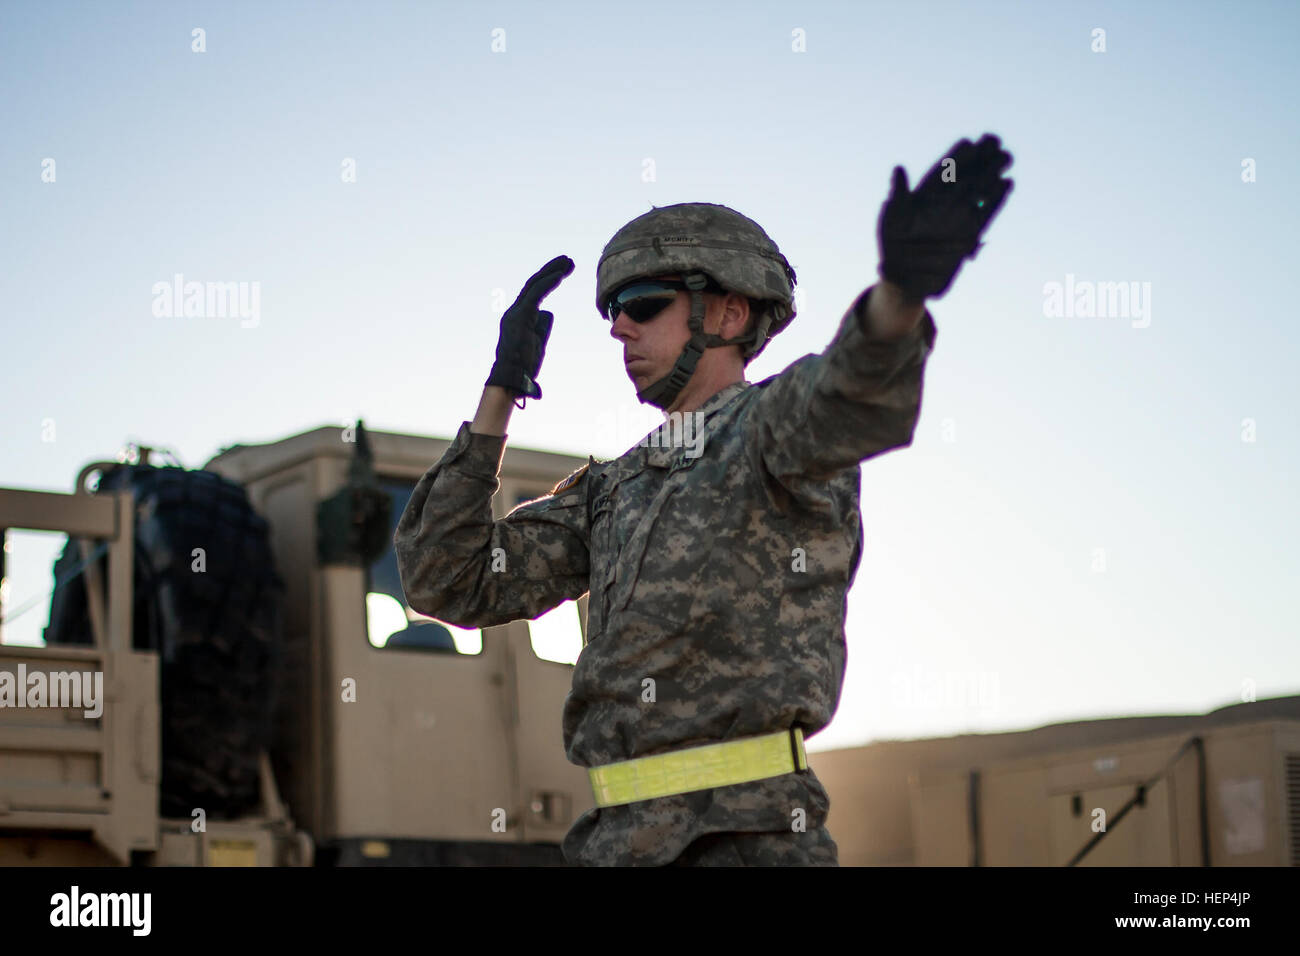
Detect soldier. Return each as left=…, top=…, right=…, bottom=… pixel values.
left=395, top=133, right=1014, bottom=866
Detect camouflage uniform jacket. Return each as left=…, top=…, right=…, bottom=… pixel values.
left=394, top=285, right=937, bottom=865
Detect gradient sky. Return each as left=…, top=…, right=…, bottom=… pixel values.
left=1, top=0, right=1296, bottom=751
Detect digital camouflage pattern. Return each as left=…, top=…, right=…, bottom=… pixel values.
left=669, top=824, right=841, bottom=866
left=394, top=284, right=937, bottom=866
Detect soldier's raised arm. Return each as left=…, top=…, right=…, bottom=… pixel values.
left=747, top=133, right=1014, bottom=489
left=394, top=256, right=591, bottom=628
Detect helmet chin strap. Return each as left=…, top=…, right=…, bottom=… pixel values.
left=635, top=273, right=748, bottom=410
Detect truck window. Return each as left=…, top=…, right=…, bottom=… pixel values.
left=527, top=601, right=583, bottom=666
left=365, top=478, right=482, bottom=655
left=509, top=489, right=584, bottom=665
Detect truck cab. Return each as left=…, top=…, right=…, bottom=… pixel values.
left=203, top=422, right=595, bottom=864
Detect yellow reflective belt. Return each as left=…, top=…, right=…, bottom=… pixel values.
left=588, top=728, right=807, bottom=808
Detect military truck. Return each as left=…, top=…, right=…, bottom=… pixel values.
left=815, top=695, right=1300, bottom=866
left=0, top=421, right=595, bottom=865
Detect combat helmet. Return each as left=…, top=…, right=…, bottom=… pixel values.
left=597, top=202, right=797, bottom=409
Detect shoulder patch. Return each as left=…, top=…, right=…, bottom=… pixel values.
left=550, top=463, right=590, bottom=496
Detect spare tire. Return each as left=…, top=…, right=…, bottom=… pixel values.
left=44, top=464, right=284, bottom=820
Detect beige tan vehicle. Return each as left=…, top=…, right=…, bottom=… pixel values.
left=0, top=421, right=595, bottom=866
left=818, top=695, right=1300, bottom=866
left=2, top=420, right=1296, bottom=866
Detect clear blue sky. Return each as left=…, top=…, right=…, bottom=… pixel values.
left=2, top=0, right=1296, bottom=750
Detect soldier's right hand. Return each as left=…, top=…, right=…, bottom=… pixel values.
left=485, top=255, right=575, bottom=405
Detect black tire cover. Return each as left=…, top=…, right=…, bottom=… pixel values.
left=45, top=464, right=284, bottom=820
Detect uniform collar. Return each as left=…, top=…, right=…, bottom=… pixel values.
left=638, top=379, right=751, bottom=468
left=690, top=380, right=750, bottom=422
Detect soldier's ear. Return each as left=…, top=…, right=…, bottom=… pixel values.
left=719, top=292, right=750, bottom=337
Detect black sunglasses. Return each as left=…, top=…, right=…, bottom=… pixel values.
left=603, top=277, right=726, bottom=324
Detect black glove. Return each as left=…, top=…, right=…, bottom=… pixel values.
left=877, top=133, right=1014, bottom=302
left=486, top=255, right=575, bottom=405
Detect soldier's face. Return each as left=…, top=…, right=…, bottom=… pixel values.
left=609, top=273, right=717, bottom=389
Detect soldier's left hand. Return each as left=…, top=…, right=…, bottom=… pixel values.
left=877, top=133, right=1014, bottom=302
